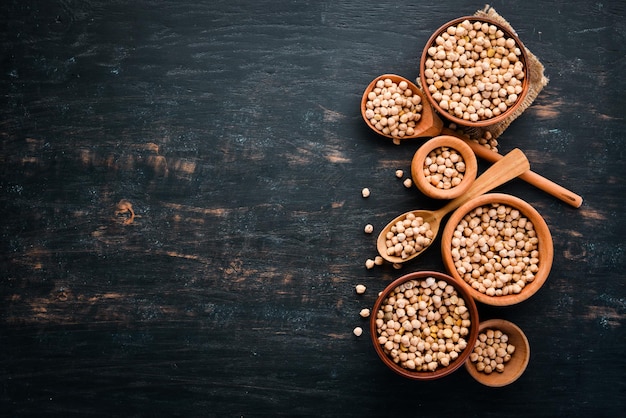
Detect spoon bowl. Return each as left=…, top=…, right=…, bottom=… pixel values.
left=361, top=74, right=443, bottom=140
left=377, top=148, right=530, bottom=264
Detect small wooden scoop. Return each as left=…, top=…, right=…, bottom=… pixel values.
left=377, top=148, right=530, bottom=264
left=360, top=74, right=443, bottom=139
left=361, top=74, right=583, bottom=208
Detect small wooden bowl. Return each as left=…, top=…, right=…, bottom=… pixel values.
left=411, top=135, right=478, bottom=199
left=361, top=74, right=443, bottom=140
left=441, top=193, right=553, bottom=306
left=465, top=319, right=530, bottom=387
left=419, top=16, right=530, bottom=127
left=370, top=271, right=479, bottom=380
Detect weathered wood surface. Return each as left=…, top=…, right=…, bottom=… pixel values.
left=1, top=1, right=624, bottom=416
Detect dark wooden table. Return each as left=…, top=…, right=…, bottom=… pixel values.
left=2, top=1, right=625, bottom=416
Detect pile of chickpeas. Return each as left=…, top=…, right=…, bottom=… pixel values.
left=423, top=146, right=466, bottom=190
left=375, top=277, right=472, bottom=372
left=423, top=19, right=525, bottom=122
left=364, top=78, right=423, bottom=138
left=469, top=328, right=515, bottom=374
left=384, top=213, right=434, bottom=259
left=449, top=203, right=539, bottom=296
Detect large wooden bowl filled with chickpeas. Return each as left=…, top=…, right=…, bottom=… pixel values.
left=420, top=16, right=530, bottom=127
left=370, top=270, right=480, bottom=380
left=441, top=193, right=554, bottom=306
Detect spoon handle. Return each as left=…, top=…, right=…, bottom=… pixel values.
left=441, top=128, right=583, bottom=208
left=435, top=148, right=530, bottom=218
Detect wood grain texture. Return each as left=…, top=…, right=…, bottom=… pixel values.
left=1, top=0, right=625, bottom=416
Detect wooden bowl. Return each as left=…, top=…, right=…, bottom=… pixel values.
left=465, top=319, right=530, bottom=387
left=411, top=135, right=478, bottom=199
left=419, top=16, right=530, bottom=127
left=370, top=271, right=479, bottom=380
left=441, top=193, right=553, bottom=306
left=361, top=74, right=443, bottom=140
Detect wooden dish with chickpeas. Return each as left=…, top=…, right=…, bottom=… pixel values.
left=370, top=270, right=480, bottom=380
left=419, top=16, right=530, bottom=127
left=440, top=193, right=553, bottom=306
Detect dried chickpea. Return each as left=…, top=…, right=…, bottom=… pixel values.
left=449, top=203, right=539, bottom=297
left=396, top=169, right=404, bottom=178
left=403, top=178, right=413, bottom=188
left=469, top=328, right=515, bottom=373
left=375, top=277, right=473, bottom=372
left=365, top=78, right=423, bottom=138
left=360, top=308, right=371, bottom=318
left=423, top=146, right=465, bottom=190
left=353, top=327, right=363, bottom=337
left=384, top=212, right=434, bottom=259
left=361, top=188, right=370, bottom=198
left=425, top=19, right=525, bottom=122
left=364, top=224, right=374, bottom=234
left=355, top=284, right=366, bottom=294
left=365, top=258, right=375, bottom=269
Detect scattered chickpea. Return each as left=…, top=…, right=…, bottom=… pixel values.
left=360, top=308, right=371, bottom=318
left=362, top=188, right=370, bottom=198
left=365, top=258, right=375, bottom=269
left=355, top=284, right=367, bottom=294
left=425, top=19, right=525, bottom=122
left=384, top=212, right=434, bottom=259
left=403, top=178, right=413, bottom=188
left=365, top=78, right=423, bottom=138
left=375, top=277, right=472, bottom=372
left=353, top=327, right=363, bottom=337
left=364, top=224, right=374, bottom=234
left=374, top=256, right=384, bottom=266
left=448, top=203, right=539, bottom=297
left=469, top=328, right=515, bottom=374
left=396, top=169, right=404, bottom=178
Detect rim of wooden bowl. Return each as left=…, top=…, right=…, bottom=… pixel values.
left=440, top=193, right=553, bottom=306
left=410, top=135, right=478, bottom=199
left=464, top=318, right=530, bottom=387
left=369, top=270, right=480, bottom=380
left=419, top=16, right=530, bottom=127
left=360, top=74, right=443, bottom=140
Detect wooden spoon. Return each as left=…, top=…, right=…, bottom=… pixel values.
left=377, top=148, right=530, bottom=264
left=360, top=74, right=443, bottom=139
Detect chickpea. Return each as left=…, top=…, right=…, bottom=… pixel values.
left=355, top=284, right=367, bottom=294
left=353, top=327, right=363, bottom=337
left=361, top=188, right=370, bottom=198
left=384, top=213, right=434, bottom=259
left=375, top=277, right=472, bottom=372
left=449, top=203, right=539, bottom=296
left=425, top=19, right=525, bottom=121
left=423, top=146, right=466, bottom=190
left=364, top=224, right=374, bottom=234
left=366, top=79, right=423, bottom=138
left=469, top=328, right=516, bottom=374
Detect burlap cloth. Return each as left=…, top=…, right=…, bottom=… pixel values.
left=418, top=4, right=549, bottom=143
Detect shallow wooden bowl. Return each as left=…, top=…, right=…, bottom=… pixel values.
left=370, top=271, right=479, bottom=380
left=441, top=193, right=553, bottom=306
left=411, top=135, right=478, bottom=199
left=465, top=319, right=530, bottom=387
left=361, top=74, right=443, bottom=140
left=419, top=16, right=530, bottom=127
